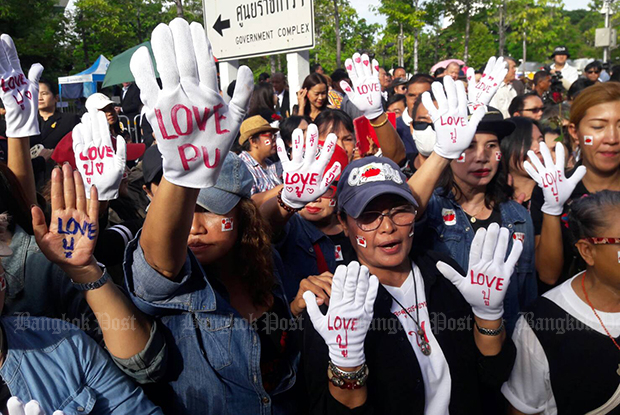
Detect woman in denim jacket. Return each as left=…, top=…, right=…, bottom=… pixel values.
left=418, top=110, right=537, bottom=333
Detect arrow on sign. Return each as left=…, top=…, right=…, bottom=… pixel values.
left=213, top=15, right=231, bottom=36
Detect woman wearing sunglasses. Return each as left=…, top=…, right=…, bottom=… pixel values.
left=298, top=155, right=521, bottom=414
left=529, top=82, right=620, bottom=292
left=503, top=190, right=620, bottom=415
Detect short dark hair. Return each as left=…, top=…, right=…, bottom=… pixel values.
left=433, top=67, right=445, bottom=77
left=279, top=115, right=311, bottom=147
left=584, top=60, right=603, bottom=73
left=567, top=78, right=595, bottom=101
left=387, top=93, right=406, bottom=108
left=311, top=63, right=323, bottom=73
left=39, top=78, right=58, bottom=96
left=407, top=74, right=434, bottom=88
left=331, top=68, right=349, bottom=84
left=509, top=92, right=540, bottom=116
left=258, top=72, right=271, bottom=82
left=315, top=109, right=354, bottom=138
left=394, top=66, right=406, bottom=73
left=533, top=70, right=551, bottom=86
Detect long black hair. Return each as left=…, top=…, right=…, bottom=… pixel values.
left=301, top=73, right=328, bottom=117
left=500, top=116, right=541, bottom=174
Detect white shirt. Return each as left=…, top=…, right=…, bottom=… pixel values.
left=502, top=272, right=620, bottom=414
left=550, top=63, right=579, bottom=89
left=276, top=90, right=284, bottom=108
left=383, top=263, right=452, bottom=415
left=489, top=82, right=517, bottom=119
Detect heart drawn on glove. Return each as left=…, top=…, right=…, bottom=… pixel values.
left=345, top=86, right=352, bottom=92
left=346, top=65, right=353, bottom=71
left=286, top=186, right=294, bottom=193
left=374, top=64, right=379, bottom=72
left=307, top=188, right=314, bottom=194
left=87, top=178, right=91, bottom=185
left=363, top=60, right=369, bottom=66
left=95, top=163, right=104, bottom=175
left=355, top=57, right=361, bottom=63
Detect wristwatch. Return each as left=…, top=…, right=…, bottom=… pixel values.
left=72, top=263, right=110, bottom=291
left=475, top=319, right=505, bottom=336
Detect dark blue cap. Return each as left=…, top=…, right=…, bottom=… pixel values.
left=196, top=152, right=254, bottom=215
left=336, top=156, right=418, bottom=219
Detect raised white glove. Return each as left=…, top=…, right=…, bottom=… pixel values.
left=276, top=123, right=342, bottom=209
left=466, top=56, right=508, bottom=110
left=340, top=53, right=384, bottom=120
left=303, top=261, right=379, bottom=367
left=7, top=397, right=66, bottom=415
left=422, top=76, right=486, bottom=159
left=130, top=18, right=253, bottom=189
left=72, top=110, right=126, bottom=201
left=524, top=142, right=586, bottom=216
left=0, top=34, right=43, bottom=138
left=436, top=223, right=523, bottom=320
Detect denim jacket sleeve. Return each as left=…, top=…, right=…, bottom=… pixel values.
left=109, top=319, right=168, bottom=384
left=73, top=325, right=164, bottom=414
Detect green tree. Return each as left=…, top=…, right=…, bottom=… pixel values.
left=0, top=0, right=71, bottom=82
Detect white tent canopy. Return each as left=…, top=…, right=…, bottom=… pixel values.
left=58, top=55, right=110, bottom=99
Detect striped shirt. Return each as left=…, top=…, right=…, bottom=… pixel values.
left=239, top=151, right=281, bottom=195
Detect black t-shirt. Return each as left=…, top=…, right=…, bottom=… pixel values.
left=37, top=111, right=81, bottom=149
left=327, top=231, right=357, bottom=266
left=530, top=167, right=590, bottom=291
left=464, top=208, right=502, bottom=232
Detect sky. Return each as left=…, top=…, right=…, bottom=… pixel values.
left=350, top=0, right=592, bottom=27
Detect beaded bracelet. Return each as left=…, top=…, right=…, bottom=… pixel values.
left=277, top=189, right=301, bottom=213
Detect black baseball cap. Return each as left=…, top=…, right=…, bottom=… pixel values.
left=550, top=46, right=570, bottom=58
left=476, top=108, right=516, bottom=139
left=142, top=145, right=163, bottom=185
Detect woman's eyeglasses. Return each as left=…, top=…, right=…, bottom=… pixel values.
left=320, top=186, right=336, bottom=199
left=355, top=205, right=417, bottom=232
left=523, top=107, right=544, bottom=114
left=582, top=237, right=620, bottom=245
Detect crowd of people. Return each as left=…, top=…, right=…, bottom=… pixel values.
left=0, top=16, right=619, bottom=415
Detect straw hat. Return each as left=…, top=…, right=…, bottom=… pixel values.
left=238, top=115, right=279, bottom=145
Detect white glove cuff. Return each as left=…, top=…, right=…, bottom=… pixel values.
left=280, top=192, right=306, bottom=210
left=365, top=108, right=385, bottom=121
left=541, top=204, right=563, bottom=216
left=329, top=351, right=365, bottom=369
left=472, top=308, right=504, bottom=322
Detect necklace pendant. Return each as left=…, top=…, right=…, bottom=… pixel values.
left=470, top=216, right=476, bottom=223
left=421, top=341, right=432, bottom=356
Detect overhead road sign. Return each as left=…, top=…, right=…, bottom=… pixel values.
left=205, top=0, right=315, bottom=61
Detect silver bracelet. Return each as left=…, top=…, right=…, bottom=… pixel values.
left=72, top=263, right=110, bottom=291
left=475, top=319, right=505, bottom=336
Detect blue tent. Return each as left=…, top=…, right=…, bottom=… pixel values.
left=58, top=55, right=110, bottom=100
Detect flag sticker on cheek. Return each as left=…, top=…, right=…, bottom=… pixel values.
left=328, top=199, right=336, bottom=207
left=264, top=139, right=271, bottom=146
left=356, top=236, right=367, bottom=248
left=495, top=152, right=502, bottom=161
left=457, top=153, right=466, bottom=163
left=221, top=218, right=234, bottom=231
left=584, top=136, right=593, bottom=145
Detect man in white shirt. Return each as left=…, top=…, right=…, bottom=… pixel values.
left=549, top=46, right=579, bottom=90
left=489, top=57, right=518, bottom=118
